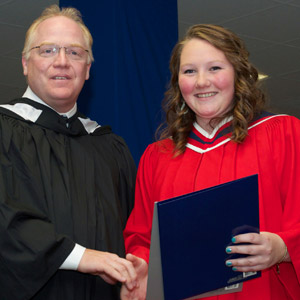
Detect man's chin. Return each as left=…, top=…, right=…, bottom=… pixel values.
left=43, top=95, right=77, bottom=113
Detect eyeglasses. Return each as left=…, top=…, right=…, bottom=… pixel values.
left=29, top=44, right=89, bottom=61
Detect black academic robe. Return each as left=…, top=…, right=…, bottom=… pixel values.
left=0, top=98, right=136, bottom=300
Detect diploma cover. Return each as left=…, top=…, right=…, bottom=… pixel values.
left=146, top=174, right=260, bottom=300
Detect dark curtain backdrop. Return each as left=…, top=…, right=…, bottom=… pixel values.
left=60, top=0, right=178, bottom=164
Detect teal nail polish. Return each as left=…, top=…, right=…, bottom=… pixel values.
left=231, top=237, right=236, bottom=243
left=226, top=247, right=232, bottom=253
left=232, top=267, right=237, bottom=271
left=226, top=261, right=232, bottom=267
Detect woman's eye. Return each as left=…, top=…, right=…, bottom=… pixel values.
left=210, top=66, right=222, bottom=71
left=183, top=69, right=195, bottom=74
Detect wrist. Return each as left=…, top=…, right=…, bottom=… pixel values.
left=276, top=243, right=288, bottom=274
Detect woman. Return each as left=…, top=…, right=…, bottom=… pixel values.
left=121, top=24, right=300, bottom=299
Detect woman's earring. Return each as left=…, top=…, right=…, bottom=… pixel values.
left=180, top=101, right=186, bottom=111
left=180, top=101, right=188, bottom=115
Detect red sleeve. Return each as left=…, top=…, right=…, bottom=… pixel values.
left=271, top=116, right=300, bottom=291
left=123, top=143, right=158, bottom=263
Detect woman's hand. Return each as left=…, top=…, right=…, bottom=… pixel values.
left=121, top=254, right=148, bottom=300
left=225, top=232, right=290, bottom=272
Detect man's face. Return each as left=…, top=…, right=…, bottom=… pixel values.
left=22, top=16, right=91, bottom=113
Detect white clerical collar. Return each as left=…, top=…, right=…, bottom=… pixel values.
left=22, top=86, right=77, bottom=118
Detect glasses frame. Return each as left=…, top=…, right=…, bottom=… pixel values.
left=29, top=44, right=89, bottom=61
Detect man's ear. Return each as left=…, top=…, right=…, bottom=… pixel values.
left=22, top=55, right=28, bottom=76
left=85, top=63, right=91, bottom=80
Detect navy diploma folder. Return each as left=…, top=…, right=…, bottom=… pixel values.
left=146, top=175, right=261, bottom=300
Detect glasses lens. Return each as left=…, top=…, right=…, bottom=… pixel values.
left=66, top=46, right=87, bottom=60
left=39, top=45, right=57, bottom=57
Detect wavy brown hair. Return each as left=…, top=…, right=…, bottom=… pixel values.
left=158, top=24, right=267, bottom=155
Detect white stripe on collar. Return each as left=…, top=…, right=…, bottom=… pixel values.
left=0, top=102, right=43, bottom=122
left=78, top=117, right=101, bottom=134
left=0, top=102, right=101, bottom=133
left=1, top=86, right=101, bottom=133
left=186, top=114, right=287, bottom=154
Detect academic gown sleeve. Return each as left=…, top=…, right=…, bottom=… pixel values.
left=124, top=141, right=168, bottom=263
left=0, top=118, right=75, bottom=300
left=108, top=133, right=137, bottom=227
left=269, top=116, right=300, bottom=297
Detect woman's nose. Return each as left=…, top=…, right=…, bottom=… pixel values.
left=196, top=72, right=210, bottom=87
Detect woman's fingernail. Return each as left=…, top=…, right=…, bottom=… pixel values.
left=231, top=237, right=236, bottom=243
left=226, top=247, right=232, bottom=253
left=232, top=267, right=237, bottom=271
left=226, top=261, right=232, bottom=267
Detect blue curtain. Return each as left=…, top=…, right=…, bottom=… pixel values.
left=60, top=0, right=178, bottom=164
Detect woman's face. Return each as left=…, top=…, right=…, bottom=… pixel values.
left=178, top=38, right=235, bottom=131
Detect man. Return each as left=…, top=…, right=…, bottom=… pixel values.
left=0, top=5, right=137, bottom=300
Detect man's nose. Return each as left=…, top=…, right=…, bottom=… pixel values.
left=53, top=47, right=70, bottom=66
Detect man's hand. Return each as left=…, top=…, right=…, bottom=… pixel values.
left=78, top=249, right=137, bottom=290
left=121, top=254, right=148, bottom=300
